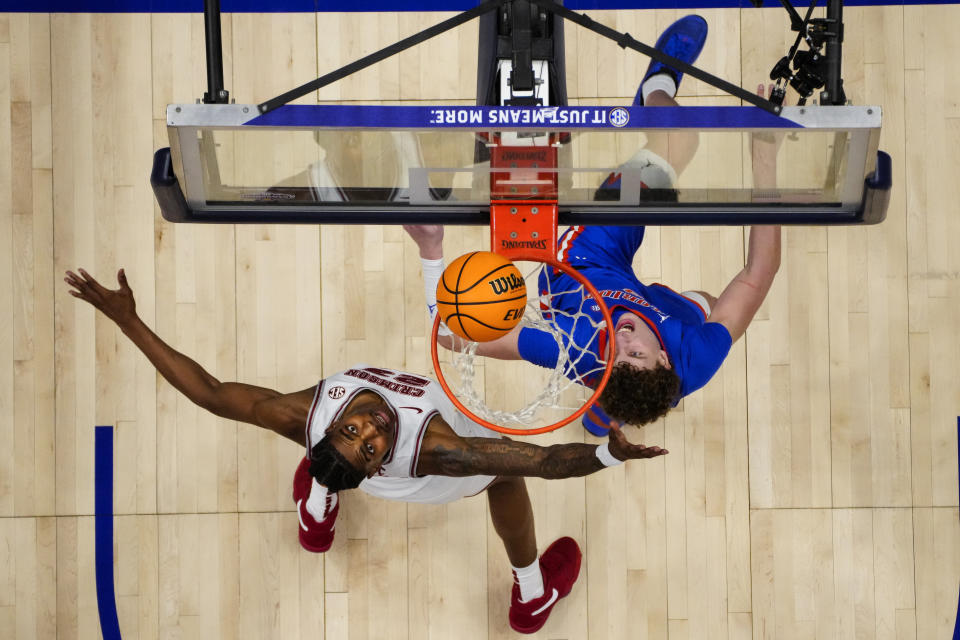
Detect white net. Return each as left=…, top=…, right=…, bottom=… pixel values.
left=436, top=260, right=612, bottom=428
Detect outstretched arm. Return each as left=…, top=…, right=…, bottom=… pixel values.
left=65, top=268, right=309, bottom=445
left=750, top=84, right=785, bottom=191
left=705, top=86, right=785, bottom=341
left=468, top=323, right=524, bottom=359
left=706, top=225, right=781, bottom=343
left=416, top=416, right=667, bottom=479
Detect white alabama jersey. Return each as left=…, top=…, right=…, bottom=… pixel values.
left=306, top=365, right=501, bottom=504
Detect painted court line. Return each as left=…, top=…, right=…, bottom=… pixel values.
left=87, top=421, right=960, bottom=638
left=954, top=417, right=959, bottom=640
left=95, top=425, right=123, bottom=640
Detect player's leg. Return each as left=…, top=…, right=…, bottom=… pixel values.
left=572, top=11, right=721, bottom=276
left=486, top=476, right=582, bottom=634
left=640, top=87, right=700, bottom=179
left=487, top=475, right=538, bottom=567
left=634, top=15, right=708, bottom=177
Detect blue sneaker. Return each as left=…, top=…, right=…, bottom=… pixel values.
left=582, top=403, right=614, bottom=437
left=634, top=15, right=708, bottom=106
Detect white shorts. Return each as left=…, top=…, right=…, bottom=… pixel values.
left=681, top=290, right=712, bottom=317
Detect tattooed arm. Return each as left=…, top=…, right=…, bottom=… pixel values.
left=415, top=415, right=667, bottom=480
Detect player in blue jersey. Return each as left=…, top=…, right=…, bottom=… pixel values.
left=408, top=16, right=783, bottom=435
left=408, top=219, right=780, bottom=435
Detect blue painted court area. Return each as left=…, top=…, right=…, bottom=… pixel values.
left=955, top=417, right=960, bottom=640
left=1, top=0, right=957, bottom=13
left=95, top=426, right=123, bottom=640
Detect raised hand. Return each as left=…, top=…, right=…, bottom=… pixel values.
left=65, top=268, right=137, bottom=327
left=752, top=84, right=788, bottom=182
left=607, top=421, right=668, bottom=461
left=403, top=224, right=444, bottom=260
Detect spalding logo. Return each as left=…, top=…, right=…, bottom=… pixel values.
left=500, top=239, right=548, bottom=251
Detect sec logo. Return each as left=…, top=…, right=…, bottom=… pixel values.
left=609, top=107, right=630, bottom=128
left=328, top=386, right=346, bottom=399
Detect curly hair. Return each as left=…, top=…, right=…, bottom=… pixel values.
left=598, top=362, right=681, bottom=426
left=309, top=433, right=367, bottom=493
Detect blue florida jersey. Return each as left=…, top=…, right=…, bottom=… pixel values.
left=516, top=226, right=733, bottom=401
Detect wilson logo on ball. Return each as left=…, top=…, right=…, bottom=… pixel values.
left=436, top=251, right=528, bottom=342
left=488, top=273, right=525, bottom=295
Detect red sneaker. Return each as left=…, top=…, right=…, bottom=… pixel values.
left=508, top=537, right=582, bottom=634
left=292, top=456, right=339, bottom=553
left=292, top=456, right=313, bottom=503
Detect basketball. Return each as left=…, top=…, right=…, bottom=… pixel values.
left=436, top=252, right=527, bottom=342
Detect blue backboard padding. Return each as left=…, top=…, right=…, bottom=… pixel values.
left=1, top=0, right=956, bottom=14
left=245, top=104, right=802, bottom=129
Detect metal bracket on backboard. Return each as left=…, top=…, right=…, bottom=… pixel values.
left=491, top=202, right=558, bottom=260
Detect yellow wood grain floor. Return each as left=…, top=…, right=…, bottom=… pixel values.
left=0, top=6, right=957, bottom=639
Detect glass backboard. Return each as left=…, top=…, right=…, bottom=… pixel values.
left=152, top=104, right=890, bottom=225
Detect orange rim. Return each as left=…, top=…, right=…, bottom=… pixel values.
left=430, top=253, right=615, bottom=436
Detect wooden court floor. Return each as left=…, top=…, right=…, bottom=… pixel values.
left=1, top=6, right=958, bottom=639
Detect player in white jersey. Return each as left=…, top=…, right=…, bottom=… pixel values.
left=66, top=268, right=667, bottom=634
left=304, top=365, right=505, bottom=505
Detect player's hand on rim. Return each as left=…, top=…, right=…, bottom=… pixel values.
left=607, top=421, right=668, bottom=461
left=65, top=268, right=137, bottom=326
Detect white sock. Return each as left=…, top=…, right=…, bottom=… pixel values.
left=641, top=72, right=678, bottom=104
left=421, top=257, right=452, bottom=337
left=305, top=478, right=337, bottom=521
left=512, top=559, right=545, bottom=602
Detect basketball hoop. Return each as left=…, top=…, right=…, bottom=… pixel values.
left=430, top=252, right=616, bottom=436
left=428, top=137, right=616, bottom=436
